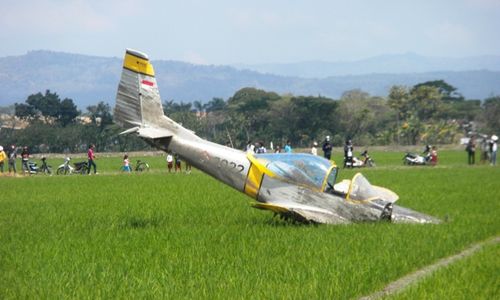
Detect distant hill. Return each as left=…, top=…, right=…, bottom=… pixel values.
left=234, top=52, right=500, bottom=78
left=0, top=51, right=499, bottom=109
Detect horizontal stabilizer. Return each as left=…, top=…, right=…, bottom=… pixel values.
left=137, top=127, right=173, bottom=139
left=119, top=126, right=140, bottom=135
left=119, top=126, right=173, bottom=139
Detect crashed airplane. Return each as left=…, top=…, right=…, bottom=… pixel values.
left=114, top=49, right=440, bottom=225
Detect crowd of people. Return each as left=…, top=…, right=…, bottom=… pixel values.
left=162, top=152, right=191, bottom=173
left=465, top=134, right=498, bottom=166
left=0, top=145, right=35, bottom=175
left=0, top=144, right=100, bottom=176
left=245, top=140, right=294, bottom=154
left=1, top=133, right=497, bottom=177
left=244, top=136, right=376, bottom=168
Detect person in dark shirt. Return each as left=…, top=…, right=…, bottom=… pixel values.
left=21, top=146, right=30, bottom=175
left=466, top=137, right=476, bottom=165
left=7, top=145, right=17, bottom=174
left=174, top=153, right=182, bottom=172
left=322, top=136, right=333, bottom=160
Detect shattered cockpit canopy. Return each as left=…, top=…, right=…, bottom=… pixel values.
left=346, top=173, right=399, bottom=203
left=255, top=153, right=336, bottom=190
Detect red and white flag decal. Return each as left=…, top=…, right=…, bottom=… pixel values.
left=141, top=79, right=154, bottom=87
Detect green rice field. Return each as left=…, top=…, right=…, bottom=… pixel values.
left=0, top=150, right=499, bottom=299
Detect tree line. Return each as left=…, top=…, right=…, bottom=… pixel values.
left=1, top=80, right=499, bottom=153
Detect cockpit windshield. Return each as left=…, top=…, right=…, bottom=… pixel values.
left=255, top=153, right=336, bottom=190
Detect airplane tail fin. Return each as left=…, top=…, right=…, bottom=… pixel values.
left=114, top=49, right=165, bottom=129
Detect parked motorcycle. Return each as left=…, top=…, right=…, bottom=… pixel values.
left=349, top=150, right=376, bottom=168
left=73, top=161, right=89, bottom=174
left=134, top=160, right=150, bottom=172
left=57, top=157, right=88, bottom=175
left=403, top=152, right=431, bottom=165
left=57, top=157, right=73, bottom=175
left=26, top=161, right=39, bottom=174
left=39, top=157, right=52, bottom=175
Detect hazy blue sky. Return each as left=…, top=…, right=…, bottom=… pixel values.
left=1, top=0, right=499, bottom=64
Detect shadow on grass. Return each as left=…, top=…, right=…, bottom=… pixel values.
left=119, top=216, right=167, bottom=229
left=259, top=213, right=320, bottom=227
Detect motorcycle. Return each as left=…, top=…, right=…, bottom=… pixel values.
left=25, top=161, right=39, bottom=174
left=403, top=152, right=431, bottom=165
left=134, top=160, right=150, bottom=172
left=57, top=157, right=73, bottom=175
left=349, top=151, right=376, bottom=168
left=57, top=157, right=88, bottom=175
left=39, top=157, right=52, bottom=175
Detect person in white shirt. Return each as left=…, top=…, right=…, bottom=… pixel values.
left=166, top=153, right=173, bottom=172
left=311, top=142, right=318, bottom=156
left=491, top=135, right=498, bottom=166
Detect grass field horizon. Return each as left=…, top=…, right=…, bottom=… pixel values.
left=1, top=150, right=499, bottom=298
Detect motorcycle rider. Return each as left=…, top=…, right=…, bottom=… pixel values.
left=361, top=150, right=370, bottom=165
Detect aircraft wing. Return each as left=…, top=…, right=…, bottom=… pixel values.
left=252, top=200, right=351, bottom=224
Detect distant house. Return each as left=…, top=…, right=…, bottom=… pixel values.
left=0, top=114, right=29, bottom=130
left=76, top=115, right=93, bottom=125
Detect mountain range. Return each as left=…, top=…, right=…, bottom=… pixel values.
left=0, top=50, right=499, bottom=109
left=234, top=52, right=500, bottom=78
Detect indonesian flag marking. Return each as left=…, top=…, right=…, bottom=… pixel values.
left=141, top=79, right=154, bottom=87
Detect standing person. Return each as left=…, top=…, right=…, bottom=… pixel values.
left=245, top=141, right=255, bottom=153
left=0, top=146, right=6, bottom=174
left=430, top=146, right=438, bottom=166
left=7, top=145, right=17, bottom=175
left=122, top=154, right=131, bottom=172
left=21, top=146, right=30, bottom=175
left=466, top=137, right=476, bottom=165
left=87, top=144, right=97, bottom=174
left=480, top=138, right=490, bottom=164
left=284, top=140, right=292, bottom=153
left=322, top=136, right=333, bottom=160
left=274, top=145, right=282, bottom=153
left=174, top=153, right=182, bottom=172
left=185, top=161, right=192, bottom=173
left=343, top=139, right=354, bottom=168
left=311, top=142, right=318, bottom=156
left=166, top=152, right=174, bottom=172
left=491, top=135, right=498, bottom=166
left=256, top=142, right=267, bottom=154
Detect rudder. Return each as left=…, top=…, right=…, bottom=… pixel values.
left=114, top=49, right=164, bottom=129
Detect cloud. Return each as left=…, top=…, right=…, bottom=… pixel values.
left=182, top=51, right=208, bottom=65
left=429, top=22, right=474, bottom=45
left=0, top=0, right=143, bottom=36
left=465, top=0, right=500, bottom=8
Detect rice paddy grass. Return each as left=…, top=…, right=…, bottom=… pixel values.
left=0, top=150, right=498, bottom=299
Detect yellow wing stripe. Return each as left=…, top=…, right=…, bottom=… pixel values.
left=244, top=163, right=263, bottom=198
left=123, top=52, right=155, bottom=77
left=244, top=153, right=276, bottom=199
left=246, top=153, right=276, bottom=177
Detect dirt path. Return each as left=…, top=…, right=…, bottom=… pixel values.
left=359, top=236, right=500, bottom=300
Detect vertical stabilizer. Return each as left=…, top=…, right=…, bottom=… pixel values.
left=114, top=49, right=164, bottom=129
